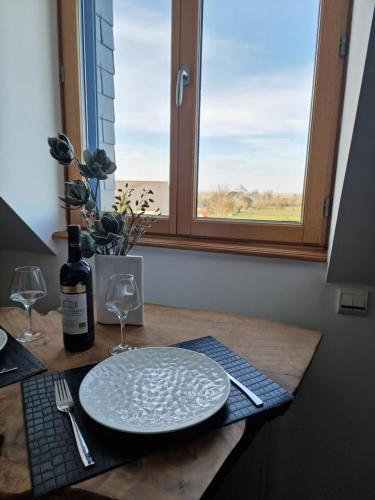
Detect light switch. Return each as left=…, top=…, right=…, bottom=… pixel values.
left=340, top=293, right=353, bottom=307
left=338, top=288, right=368, bottom=316
left=353, top=294, right=365, bottom=309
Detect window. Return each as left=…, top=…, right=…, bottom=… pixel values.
left=113, top=0, right=172, bottom=217
left=59, top=0, right=351, bottom=258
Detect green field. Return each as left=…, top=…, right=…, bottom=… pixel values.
left=197, top=191, right=302, bottom=222
left=230, top=205, right=302, bottom=222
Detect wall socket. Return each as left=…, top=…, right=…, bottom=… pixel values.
left=338, top=288, right=368, bottom=316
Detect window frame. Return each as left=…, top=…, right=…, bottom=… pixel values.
left=81, top=0, right=101, bottom=206
left=59, top=0, right=84, bottom=227
left=57, top=0, right=351, bottom=258
left=175, top=0, right=351, bottom=247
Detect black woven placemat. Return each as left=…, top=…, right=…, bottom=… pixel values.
left=0, top=326, right=46, bottom=388
left=22, top=335, right=293, bottom=497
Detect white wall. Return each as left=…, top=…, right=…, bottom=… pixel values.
left=0, top=0, right=63, bottom=251
left=137, top=246, right=375, bottom=335
left=2, top=240, right=375, bottom=340
left=0, top=0, right=372, bottom=335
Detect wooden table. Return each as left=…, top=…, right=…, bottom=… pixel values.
left=0, top=304, right=321, bottom=499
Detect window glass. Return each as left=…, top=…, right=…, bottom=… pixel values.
left=113, top=0, right=171, bottom=215
left=197, top=0, right=319, bottom=222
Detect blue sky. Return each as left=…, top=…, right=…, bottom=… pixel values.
left=113, top=0, right=319, bottom=193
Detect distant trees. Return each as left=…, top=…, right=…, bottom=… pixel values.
left=197, top=187, right=302, bottom=219
left=198, top=185, right=254, bottom=217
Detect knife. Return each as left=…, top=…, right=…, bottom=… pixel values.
left=226, top=372, right=264, bottom=407
left=200, top=352, right=264, bottom=407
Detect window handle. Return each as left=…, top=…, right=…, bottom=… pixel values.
left=176, top=66, right=190, bottom=107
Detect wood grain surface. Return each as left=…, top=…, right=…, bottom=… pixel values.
left=0, top=304, right=321, bottom=499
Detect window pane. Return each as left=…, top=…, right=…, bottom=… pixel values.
left=113, top=0, right=171, bottom=215
left=197, top=0, right=319, bottom=222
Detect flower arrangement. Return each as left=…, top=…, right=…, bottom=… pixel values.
left=48, top=134, right=160, bottom=257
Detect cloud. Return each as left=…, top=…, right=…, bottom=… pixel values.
left=200, top=67, right=313, bottom=137
left=113, top=4, right=171, bottom=133
left=197, top=135, right=307, bottom=192
left=114, top=134, right=307, bottom=192
left=114, top=54, right=313, bottom=140
left=112, top=1, right=314, bottom=192
left=202, top=32, right=260, bottom=63
left=113, top=3, right=170, bottom=48
left=113, top=2, right=314, bottom=140
left=114, top=144, right=169, bottom=182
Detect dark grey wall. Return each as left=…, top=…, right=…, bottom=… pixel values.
left=96, top=0, right=115, bottom=161
left=0, top=197, right=54, bottom=254
left=95, top=0, right=116, bottom=211
left=212, top=317, right=375, bottom=500
left=327, top=12, right=375, bottom=285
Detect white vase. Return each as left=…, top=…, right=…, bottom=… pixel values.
left=95, top=254, right=144, bottom=325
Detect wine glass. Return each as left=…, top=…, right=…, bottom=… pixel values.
left=105, top=274, right=141, bottom=355
left=9, top=266, right=47, bottom=342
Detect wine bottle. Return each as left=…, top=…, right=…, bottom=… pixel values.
left=60, top=225, right=95, bottom=351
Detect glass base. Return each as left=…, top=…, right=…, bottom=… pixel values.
left=16, top=330, right=42, bottom=343
left=110, top=343, right=137, bottom=355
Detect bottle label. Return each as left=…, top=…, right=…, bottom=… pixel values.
left=61, top=285, right=88, bottom=335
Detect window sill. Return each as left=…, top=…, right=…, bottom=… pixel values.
left=53, top=231, right=327, bottom=262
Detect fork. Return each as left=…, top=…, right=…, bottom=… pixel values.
left=0, top=367, right=18, bottom=375
left=54, top=378, right=95, bottom=468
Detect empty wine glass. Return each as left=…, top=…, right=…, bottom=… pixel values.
left=9, top=266, right=47, bottom=342
left=105, top=274, right=141, bottom=355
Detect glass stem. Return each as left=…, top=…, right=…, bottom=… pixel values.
left=27, top=305, right=33, bottom=333
left=120, top=315, right=127, bottom=348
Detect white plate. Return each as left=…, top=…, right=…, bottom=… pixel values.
left=79, top=347, right=230, bottom=434
left=0, top=329, right=7, bottom=351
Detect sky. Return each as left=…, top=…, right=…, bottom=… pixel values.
left=112, top=0, right=319, bottom=193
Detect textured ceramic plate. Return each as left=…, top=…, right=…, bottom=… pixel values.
left=79, top=347, right=230, bottom=434
left=0, top=329, right=7, bottom=351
